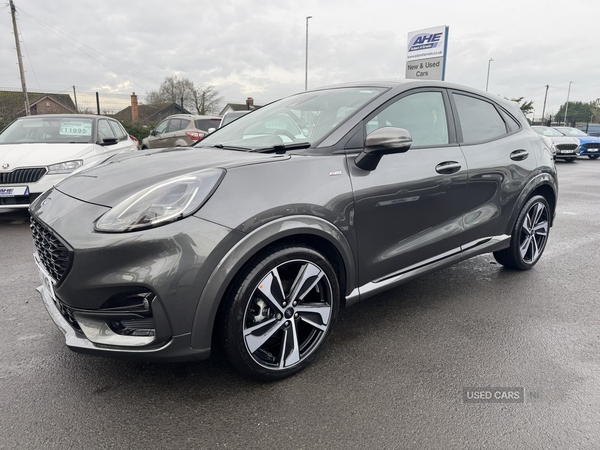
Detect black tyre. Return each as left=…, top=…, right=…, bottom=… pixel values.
left=493, top=195, right=550, bottom=270
left=588, top=155, right=599, bottom=160
left=565, top=158, right=576, bottom=162
left=222, top=244, right=340, bottom=381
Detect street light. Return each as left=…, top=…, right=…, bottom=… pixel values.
left=305, top=16, right=312, bottom=91
left=485, top=58, right=493, bottom=92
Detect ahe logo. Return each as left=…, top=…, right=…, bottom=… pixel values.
left=409, top=33, right=443, bottom=52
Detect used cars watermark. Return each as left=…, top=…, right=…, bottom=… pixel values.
left=463, top=387, right=525, bottom=403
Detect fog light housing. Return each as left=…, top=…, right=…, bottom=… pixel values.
left=73, top=291, right=159, bottom=347
left=74, top=313, right=156, bottom=347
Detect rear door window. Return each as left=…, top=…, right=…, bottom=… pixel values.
left=453, top=94, right=508, bottom=144
left=167, top=119, right=182, bottom=133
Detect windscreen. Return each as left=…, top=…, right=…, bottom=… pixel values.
left=199, top=87, right=385, bottom=150
left=554, top=127, right=587, bottom=137
left=533, top=127, right=565, bottom=137
left=0, top=117, right=94, bottom=144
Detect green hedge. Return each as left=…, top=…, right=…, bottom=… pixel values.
left=121, top=122, right=157, bottom=146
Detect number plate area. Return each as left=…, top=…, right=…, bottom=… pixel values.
left=0, top=186, right=29, bottom=197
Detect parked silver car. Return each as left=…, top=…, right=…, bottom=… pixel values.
left=531, top=126, right=580, bottom=162
left=141, top=114, right=221, bottom=149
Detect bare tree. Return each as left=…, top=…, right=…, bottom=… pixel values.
left=145, top=75, right=221, bottom=114
left=191, top=85, right=223, bottom=115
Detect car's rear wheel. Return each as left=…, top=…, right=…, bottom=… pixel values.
left=588, top=155, right=599, bottom=160
left=222, top=244, right=339, bottom=381
left=493, top=195, right=550, bottom=270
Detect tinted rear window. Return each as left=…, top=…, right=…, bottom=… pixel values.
left=195, top=119, right=221, bottom=131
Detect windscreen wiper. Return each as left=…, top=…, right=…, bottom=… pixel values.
left=197, top=143, right=250, bottom=151
left=249, top=142, right=311, bottom=153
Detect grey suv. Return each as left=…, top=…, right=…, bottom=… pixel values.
left=30, top=80, right=557, bottom=381
left=141, top=114, right=221, bottom=149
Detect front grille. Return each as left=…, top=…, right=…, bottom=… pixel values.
left=556, top=144, right=578, bottom=151
left=583, top=143, right=600, bottom=149
left=55, top=298, right=82, bottom=332
left=0, top=167, right=47, bottom=184
left=30, top=216, right=72, bottom=284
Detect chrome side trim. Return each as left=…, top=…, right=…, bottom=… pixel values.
left=344, top=234, right=511, bottom=305
left=372, top=246, right=462, bottom=284
left=461, top=234, right=511, bottom=259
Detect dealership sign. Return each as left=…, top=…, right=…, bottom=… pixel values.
left=405, top=25, right=449, bottom=81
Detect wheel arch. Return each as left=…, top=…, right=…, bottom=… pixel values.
left=505, top=173, right=557, bottom=236
left=189, top=215, right=356, bottom=351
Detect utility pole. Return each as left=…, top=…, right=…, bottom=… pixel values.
left=72, top=85, right=78, bottom=112
left=305, top=16, right=312, bottom=91
left=9, top=0, right=30, bottom=115
left=541, top=84, right=549, bottom=124
left=564, top=81, right=572, bottom=126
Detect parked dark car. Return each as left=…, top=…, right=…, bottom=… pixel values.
left=30, top=80, right=557, bottom=380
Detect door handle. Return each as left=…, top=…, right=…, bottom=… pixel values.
left=510, top=149, right=529, bottom=161
left=435, top=161, right=462, bottom=174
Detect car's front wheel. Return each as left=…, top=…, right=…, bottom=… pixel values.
left=565, top=158, right=576, bottom=162
left=493, top=195, right=550, bottom=270
left=588, top=155, right=599, bottom=160
left=222, top=244, right=340, bottom=381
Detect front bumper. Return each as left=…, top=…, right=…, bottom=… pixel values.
left=555, top=150, right=578, bottom=159
left=34, top=250, right=209, bottom=362
left=30, top=188, right=240, bottom=362
left=580, top=147, right=600, bottom=156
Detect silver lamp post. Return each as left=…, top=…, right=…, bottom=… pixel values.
left=305, top=16, right=312, bottom=91
left=485, top=58, right=494, bottom=92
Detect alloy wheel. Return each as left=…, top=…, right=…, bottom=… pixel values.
left=242, top=259, right=333, bottom=370
left=519, top=201, right=549, bottom=264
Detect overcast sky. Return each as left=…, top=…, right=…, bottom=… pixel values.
left=1, top=0, right=598, bottom=117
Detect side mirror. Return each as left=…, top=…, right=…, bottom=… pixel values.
left=207, top=127, right=216, bottom=134
left=99, top=137, right=119, bottom=146
left=150, top=130, right=157, bottom=136
left=355, top=127, right=412, bottom=171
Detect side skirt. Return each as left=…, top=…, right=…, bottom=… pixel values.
left=345, top=234, right=510, bottom=306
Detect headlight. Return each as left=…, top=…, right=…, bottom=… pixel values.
left=47, top=160, right=83, bottom=174
left=95, top=168, right=225, bottom=232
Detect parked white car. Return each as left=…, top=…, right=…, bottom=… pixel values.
left=531, top=126, right=580, bottom=162
left=0, top=114, right=138, bottom=209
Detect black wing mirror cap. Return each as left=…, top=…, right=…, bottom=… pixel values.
left=99, top=137, right=119, bottom=146
left=355, top=127, right=412, bottom=171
